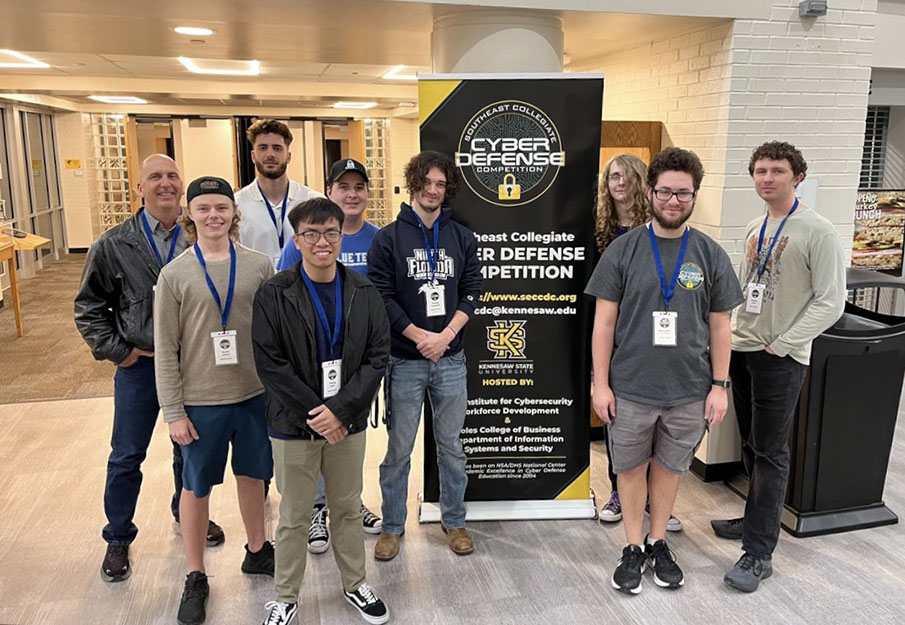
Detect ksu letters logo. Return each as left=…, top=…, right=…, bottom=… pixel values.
left=486, top=320, right=527, bottom=360
left=455, top=100, right=565, bottom=207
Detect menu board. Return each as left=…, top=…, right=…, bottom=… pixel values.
left=852, top=190, right=905, bottom=275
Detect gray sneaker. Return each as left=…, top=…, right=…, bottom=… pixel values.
left=724, top=552, right=773, bottom=592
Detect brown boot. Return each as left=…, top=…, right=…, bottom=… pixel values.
left=374, top=532, right=400, bottom=561
left=442, top=526, right=474, bottom=555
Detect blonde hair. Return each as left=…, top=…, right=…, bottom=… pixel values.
left=595, top=154, right=649, bottom=252
left=181, top=202, right=242, bottom=244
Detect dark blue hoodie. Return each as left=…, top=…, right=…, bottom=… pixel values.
left=367, top=202, right=482, bottom=360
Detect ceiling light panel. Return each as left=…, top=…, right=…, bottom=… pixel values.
left=89, top=95, right=148, bottom=104
left=178, top=57, right=260, bottom=76
left=174, top=26, right=214, bottom=36
left=333, top=102, right=378, bottom=109
left=0, top=49, right=50, bottom=69
left=382, top=64, right=417, bottom=81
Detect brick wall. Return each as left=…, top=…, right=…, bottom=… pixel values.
left=56, top=112, right=97, bottom=249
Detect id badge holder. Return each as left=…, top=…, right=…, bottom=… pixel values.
left=425, top=283, right=446, bottom=318
left=211, top=330, right=238, bottom=365
left=745, top=283, right=765, bottom=314
left=322, top=359, right=342, bottom=398
left=652, top=311, right=678, bottom=347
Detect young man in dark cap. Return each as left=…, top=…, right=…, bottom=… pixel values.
left=276, top=157, right=383, bottom=552
left=155, top=176, right=275, bottom=625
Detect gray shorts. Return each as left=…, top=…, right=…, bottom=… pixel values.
left=607, top=396, right=707, bottom=476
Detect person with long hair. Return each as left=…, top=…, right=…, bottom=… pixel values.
left=595, top=154, right=684, bottom=534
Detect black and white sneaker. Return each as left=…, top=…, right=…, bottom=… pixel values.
left=177, top=570, right=209, bottom=625
left=308, top=504, right=330, bottom=554
left=611, top=544, right=645, bottom=595
left=343, top=583, right=389, bottom=624
left=100, top=544, right=131, bottom=582
left=645, top=535, right=684, bottom=589
left=361, top=504, right=383, bottom=535
left=262, top=600, right=298, bottom=625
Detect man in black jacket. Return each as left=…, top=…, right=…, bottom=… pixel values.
left=74, top=154, right=224, bottom=583
left=368, top=151, right=482, bottom=561
left=252, top=198, right=390, bottom=625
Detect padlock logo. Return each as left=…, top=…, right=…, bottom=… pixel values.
left=497, top=173, right=521, bottom=200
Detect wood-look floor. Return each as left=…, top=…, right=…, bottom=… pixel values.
left=0, top=395, right=903, bottom=625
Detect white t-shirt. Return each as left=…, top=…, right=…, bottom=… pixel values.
left=235, top=178, right=324, bottom=267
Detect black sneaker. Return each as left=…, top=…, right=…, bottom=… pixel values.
left=173, top=518, right=227, bottom=547
left=242, top=541, right=275, bottom=576
left=711, top=517, right=744, bottom=540
left=100, top=543, right=131, bottom=582
left=262, top=600, right=298, bottom=625
left=644, top=535, right=684, bottom=589
left=343, top=583, right=389, bottom=625
left=361, top=504, right=383, bottom=535
left=177, top=571, right=209, bottom=625
left=724, top=552, right=773, bottom=593
left=308, top=504, right=330, bottom=554
left=611, top=544, right=645, bottom=595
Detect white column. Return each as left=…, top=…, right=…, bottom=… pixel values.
left=431, top=10, right=563, bottom=74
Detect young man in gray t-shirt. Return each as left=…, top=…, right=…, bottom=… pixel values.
left=585, top=147, right=743, bottom=595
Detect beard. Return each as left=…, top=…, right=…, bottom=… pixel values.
left=651, top=203, right=693, bottom=230
left=255, top=160, right=288, bottom=180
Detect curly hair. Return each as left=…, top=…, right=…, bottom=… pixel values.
left=246, top=119, right=293, bottom=147
left=748, top=141, right=807, bottom=179
left=647, top=147, right=705, bottom=191
left=182, top=201, right=241, bottom=244
left=595, top=154, right=649, bottom=252
left=404, top=150, right=460, bottom=201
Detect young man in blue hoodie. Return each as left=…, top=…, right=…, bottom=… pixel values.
left=368, top=150, right=482, bottom=561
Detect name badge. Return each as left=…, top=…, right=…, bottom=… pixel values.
left=424, top=283, right=446, bottom=318
left=322, top=359, right=342, bottom=398
left=745, top=283, right=765, bottom=314
left=652, top=311, right=678, bottom=347
left=211, top=330, right=238, bottom=366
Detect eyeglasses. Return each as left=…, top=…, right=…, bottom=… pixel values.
left=652, top=188, right=696, bottom=203
left=607, top=173, right=624, bottom=182
left=295, top=230, right=342, bottom=244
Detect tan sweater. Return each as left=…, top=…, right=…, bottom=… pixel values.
left=154, top=243, right=274, bottom=422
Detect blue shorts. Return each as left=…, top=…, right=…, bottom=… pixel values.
left=181, top=394, right=273, bottom=497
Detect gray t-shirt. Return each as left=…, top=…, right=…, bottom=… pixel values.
left=584, top=225, right=743, bottom=406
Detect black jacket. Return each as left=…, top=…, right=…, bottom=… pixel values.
left=367, top=203, right=482, bottom=360
left=74, top=209, right=167, bottom=365
left=252, top=262, right=390, bottom=437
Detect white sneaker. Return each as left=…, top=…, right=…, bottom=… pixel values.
left=307, top=504, right=330, bottom=554
left=343, top=583, right=389, bottom=625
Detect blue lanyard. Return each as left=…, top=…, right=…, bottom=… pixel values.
left=648, top=224, right=690, bottom=310
left=194, top=241, right=236, bottom=331
left=301, top=265, right=343, bottom=356
left=257, top=183, right=289, bottom=248
left=412, top=211, right=440, bottom=284
left=755, top=198, right=798, bottom=281
left=140, top=212, right=180, bottom=268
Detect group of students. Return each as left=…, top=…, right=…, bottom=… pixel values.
left=587, top=143, right=845, bottom=595
left=74, top=117, right=846, bottom=625
left=75, top=118, right=482, bottom=625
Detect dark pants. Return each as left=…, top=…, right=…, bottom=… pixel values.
left=729, top=349, right=808, bottom=559
left=102, top=356, right=183, bottom=545
left=602, top=425, right=618, bottom=491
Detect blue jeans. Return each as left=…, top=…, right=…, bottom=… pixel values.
left=103, top=356, right=182, bottom=545
left=729, top=349, right=808, bottom=559
left=379, top=352, right=468, bottom=534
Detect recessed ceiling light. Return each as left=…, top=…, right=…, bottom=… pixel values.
left=0, top=49, right=50, bottom=69
left=178, top=56, right=260, bottom=76
left=174, top=26, right=214, bottom=36
left=332, top=102, right=378, bottom=109
left=382, top=65, right=417, bottom=81
left=89, top=95, right=148, bottom=104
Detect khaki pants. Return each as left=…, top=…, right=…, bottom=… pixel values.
left=271, top=432, right=367, bottom=602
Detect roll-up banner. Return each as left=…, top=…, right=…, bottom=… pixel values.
left=418, top=74, right=604, bottom=521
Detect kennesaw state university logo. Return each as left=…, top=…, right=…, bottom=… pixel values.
left=677, top=262, right=705, bottom=290
left=455, top=100, right=565, bottom=207
left=486, top=320, right=527, bottom=360
left=406, top=248, right=455, bottom=281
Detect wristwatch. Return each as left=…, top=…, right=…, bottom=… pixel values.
left=712, top=379, right=731, bottom=388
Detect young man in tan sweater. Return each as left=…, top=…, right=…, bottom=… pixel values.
left=154, top=176, right=275, bottom=625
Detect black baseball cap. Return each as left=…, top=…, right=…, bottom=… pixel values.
left=327, top=158, right=369, bottom=185
left=186, top=176, right=235, bottom=204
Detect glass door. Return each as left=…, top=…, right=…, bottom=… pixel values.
left=0, top=107, right=13, bottom=293
left=20, top=110, right=64, bottom=262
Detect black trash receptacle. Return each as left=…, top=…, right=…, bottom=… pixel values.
left=783, top=268, right=904, bottom=537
